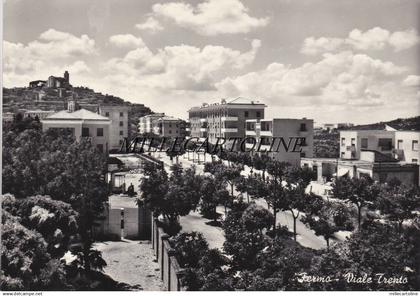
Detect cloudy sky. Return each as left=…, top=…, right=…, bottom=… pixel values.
left=3, top=0, right=420, bottom=124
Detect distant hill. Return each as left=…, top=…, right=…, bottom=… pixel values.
left=3, top=85, right=154, bottom=137
left=346, top=116, right=420, bottom=131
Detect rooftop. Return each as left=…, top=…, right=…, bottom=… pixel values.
left=43, top=108, right=111, bottom=121
left=189, top=97, right=266, bottom=111
left=361, top=149, right=399, bottom=163
left=158, top=116, right=182, bottom=121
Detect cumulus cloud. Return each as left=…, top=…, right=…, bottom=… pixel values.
left=3, top=29, right=96, bottom=86
left=217, top=51, right=410, bottom=109
left=388, top=29, right=420, bottom=52
left=403, top=75, right=420, bottom=87
left=103, top=38, right=261, bottom=91
left=301, top=27, right=420, bottom=55
left=109, top=34, right=145, bottom=49
left=30, top=29, right=96, bottom=58
left=151, top=0, right=269, bottom=36
left=346, top=27, right=390, bottom=51
left=301, top=37, right=344, bottom=56
left=66, top=60, right=90, bottom=74
left=135, top=17, right=164, bottom=33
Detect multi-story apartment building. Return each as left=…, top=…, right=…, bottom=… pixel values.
left=394, top=131, right=420, bottom=164
left=302, top=150, right=419, bottom=187
left=185, top=119, right=191, bottom=137
left=138, top=113, right=165, bottom=135
left=98, top=105, right=129, bottom=151
left=306, top=128, right=420, bottom=185
left=339, top=130, right=395, bottom=160
left=154, top=116, right=186, bottom=137
left=394, top=130, right=420, bottom=184
left=245, top=118, right=314, bottom=166
left=41, top=107, right=111, bottom=154
left=188, top=98, right=266, bottom=148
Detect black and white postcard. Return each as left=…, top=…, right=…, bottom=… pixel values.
left=1, top=0, right=420, bottom=293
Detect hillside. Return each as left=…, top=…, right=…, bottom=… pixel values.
left=3, top=85, right=154, bottom=136
left=347, top=116, right=420, bottom=131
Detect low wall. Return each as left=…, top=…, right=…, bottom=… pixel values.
left=151, top=217, right=186, bottom=291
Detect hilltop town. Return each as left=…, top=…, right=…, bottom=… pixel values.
left=3, top=71, right=153, bottom=138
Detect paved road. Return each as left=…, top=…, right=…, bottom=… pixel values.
left=253, top=198, right=326, bottom=249
left=95, top=240, right=164, bottom=291
left=179, top=208, right=225, bottom=250
left=154, top=151, right=328, bottom=250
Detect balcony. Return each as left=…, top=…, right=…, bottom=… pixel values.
left=221, top=116, right=239, bottom=121
left=258, top=144, right=272, bottom=151
left=199, top=118, right=207, bottom=123
left=200, top=127, right=207, bottom=132
left=392, top=149, right=404, bottom=160
left=379, top=145, right=393, bottom=152
left=245, top=142, right=256, bottom=149
left=245, top=130, right=257, bottom=136
left=260, top=130, right=272, bottom=137
left=221, top=128, right=238, bottom=133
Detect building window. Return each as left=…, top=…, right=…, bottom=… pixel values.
left=341, top=152, right=345, bottom=158
left=105, top=112, right=109, bottom=117
left=119, top=130, right=123, bottom=135
left=119, top=121, right=123, bottom=127
left=341, top=138, right=345, bottom=146
left=169, top=130, right=172, bottom=134
left=82, top=127, right=89, bottom=137
left=256, top=111, right=261, bottom=118
left=397, top=139, right=403, bottom=149
left=351, top=138, right=356, bottom=146
left=378, top=138, right=392, bottom=151
left=244, top=111, right=249, bottom=117
left=169, top=123, right=172, bottom=127
left=300, top=152, right=306, bottom=157
left=97, top=128, right=103, bottom=137
left=96, top=144, right=103, bottom=153
left=119, top=140, right=123, bottom=145
left=412, top=159, right=418, bottom=163
left=361, top=138, right=368, bottom=149
left=412, top=140, right=418, bottom=151
left=300, top=123, right=307, bottom=131
left=120, top=112, right=123, bottom=117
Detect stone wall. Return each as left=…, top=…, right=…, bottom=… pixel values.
left=151, top=217, right=186, bottom=291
